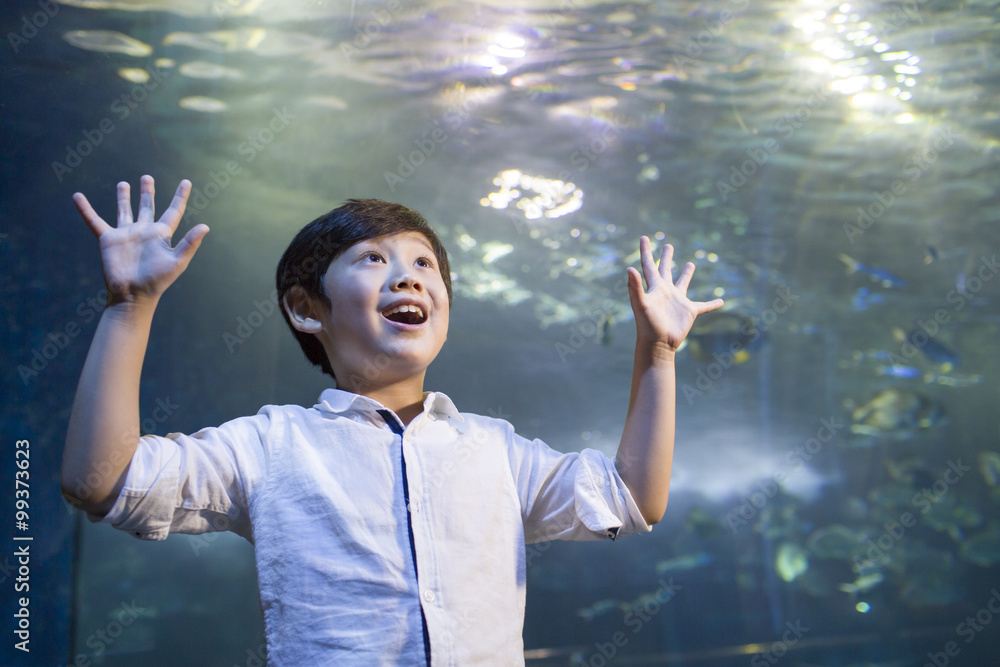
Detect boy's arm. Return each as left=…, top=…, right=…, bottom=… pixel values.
left=61, top=176, right=208, bottom=516
left=614, top=237, right=723, bottom=525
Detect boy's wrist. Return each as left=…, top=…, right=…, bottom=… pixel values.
left=103, top=295, right=160, bottom=322
left=635, top=339, right=677, bottom=365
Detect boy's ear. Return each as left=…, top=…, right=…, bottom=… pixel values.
left=283, top=286, right=325, bottom=334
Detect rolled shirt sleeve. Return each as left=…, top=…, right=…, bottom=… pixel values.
left=505, top=426, right=652, bottom=544
left=90, top=411, right=271, bottom=542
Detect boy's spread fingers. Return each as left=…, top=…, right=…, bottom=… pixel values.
left=137, top=175, right=155, bottom=223
left=659, top=243, right=674, bottom=279
left=698, top=298, right=725, bottom=314
left=675, top=262, right=695, bottom=293
left=163, top=179, right=191, bottom=223
left=640, top=236, right=659, bottom=287
left=117, top=181, right=133, bottom=226
left=73, top=193, right=110, bottom=237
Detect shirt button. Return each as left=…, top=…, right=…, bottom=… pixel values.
left=422, top=590, right=435, bottom=604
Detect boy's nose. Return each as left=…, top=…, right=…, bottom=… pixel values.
left=391, top=271, right=422, bottom=292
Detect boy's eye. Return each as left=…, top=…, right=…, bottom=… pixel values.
left=416, top=257, right=433, bottom=268
left=363, top=252, right=384, bottom=263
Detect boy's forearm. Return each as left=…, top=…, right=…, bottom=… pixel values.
left=61, top=299, right=158, bottom=515
left=615, top=342, right=677, bottom=525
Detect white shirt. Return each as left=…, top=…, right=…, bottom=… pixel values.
left=95, top=389, right=651, bottom=666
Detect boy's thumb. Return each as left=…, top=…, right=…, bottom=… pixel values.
left=176, top=224, right=210, bottom=261
left=625, top=267, right=644, bottom=309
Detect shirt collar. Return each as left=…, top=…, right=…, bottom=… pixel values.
left=314, top=388, right=464, bottom=425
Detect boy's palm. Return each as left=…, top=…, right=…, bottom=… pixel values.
left=74, top=175, right=209, bottom=305
left=627, top=236, right=724, bottom=351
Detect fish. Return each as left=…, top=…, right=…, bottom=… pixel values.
left=927, top=373, right=982, bottom=388
left=959, top=524, right=1000, bottom=566
left=774, top=542, right=808, bottom=582
left=892, top=327, right=961, bottom=371
left=479, top=241, right=514, bottom=265
left=838, top=572, right=885, bottom=595
left=178, top=96, right=229, bottom=113
left=852, top=287, right=887, bottom=311
left=849, top=388, right=947, bottom=438
left=876, top=365, right=923, bottom=379
left=302, top=95, right=349, bottom=110
left=684, top=311, right=763, bottom=364
left=599, top=314, right=613, bottom=347
left=117, top=68, right=151, bottom=83
left=683, top=506, right=726, bottom=541
left=163, top=28, right=328, bottom=56
left=920, top=491, right=982, bottom=540
left=178, top=61, right=245, bottom=80
left=575, top=598, right=619, bottom=621
left=62, top=30, right=153, bottom=56
left=806, top=525, right=866, bottom=560
left=979, top=451, right=1000, bottom=486
left=838, top=254, right=907, bottom=288
left=655, top=552, right=712, bottom=574
left=876, top=365, right=982, bottom=387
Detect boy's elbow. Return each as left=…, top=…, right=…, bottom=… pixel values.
left=59, top=461, right=124, bottom=518
left=60, top=482, right=101, bottom=517
left=641, top=504, right=666, bottom=526
left=61, top=486, right=115, bottom=518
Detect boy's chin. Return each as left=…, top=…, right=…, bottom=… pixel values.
left=341, top=352, right=436, bottom=386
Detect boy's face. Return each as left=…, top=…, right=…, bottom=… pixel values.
left=315, top=231, right=450, bottom=389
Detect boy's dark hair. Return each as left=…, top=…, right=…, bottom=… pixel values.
left=275, top=199, right=453, bottom=380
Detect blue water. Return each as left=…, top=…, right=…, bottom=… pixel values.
left=3, top=0, right=999, bottom=664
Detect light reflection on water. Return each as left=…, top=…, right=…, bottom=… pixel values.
left=21, top=0, right=1000, bottom=663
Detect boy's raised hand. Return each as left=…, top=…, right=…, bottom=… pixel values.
left=73, top=175, right=209, bottom=307
left=626, top=236, right=724, bottom=353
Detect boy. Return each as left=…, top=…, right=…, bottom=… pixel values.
left=61, top=176, right=723, bottom=665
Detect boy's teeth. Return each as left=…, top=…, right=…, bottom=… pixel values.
left=383, top=304, right=423, bottom=316
left=382, top=304, right=426, bottom=323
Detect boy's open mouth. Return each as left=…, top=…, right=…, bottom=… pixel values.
left=381, top=303, right=427, bottom=325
